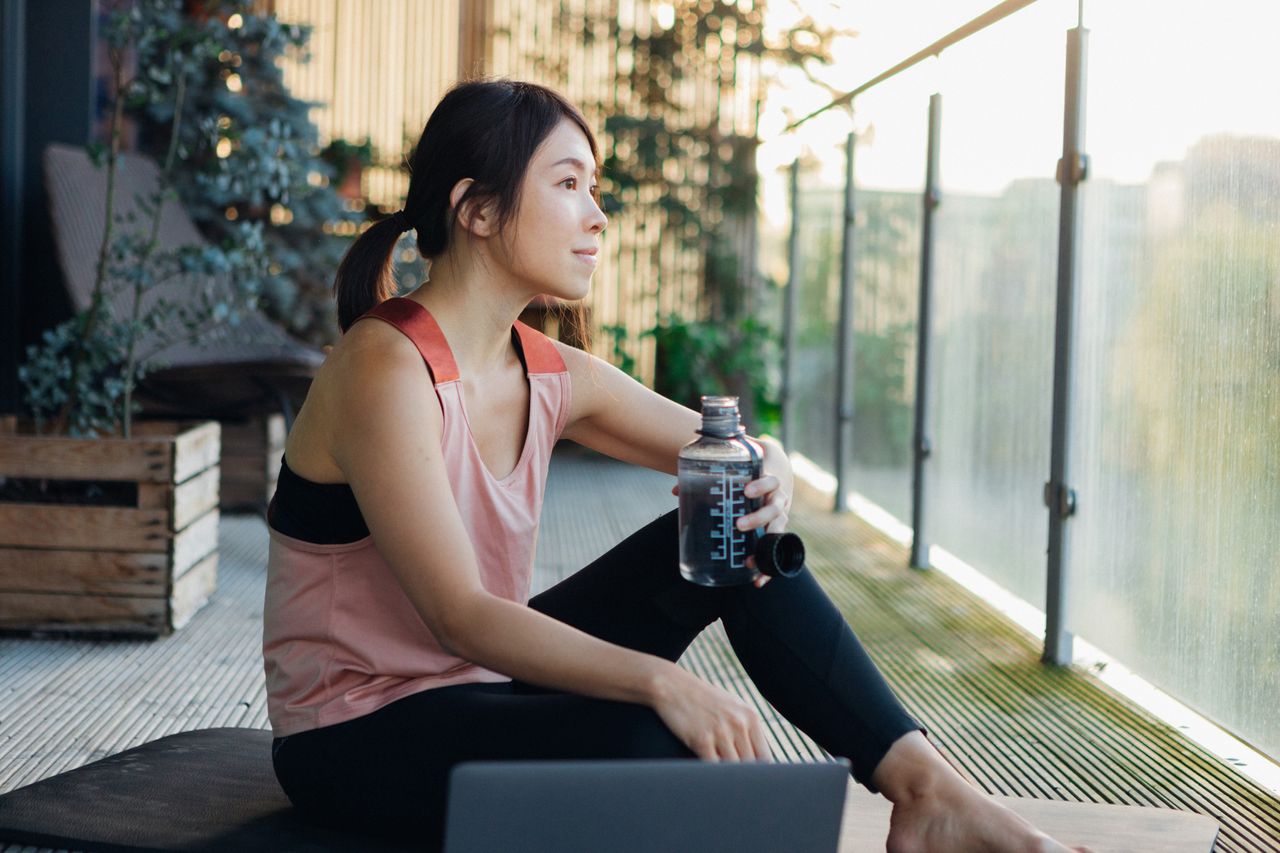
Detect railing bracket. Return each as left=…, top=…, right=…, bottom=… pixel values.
left=1043, top=481, right=1077, bottom=518
left=1055, top=153, right=1089, bottom=186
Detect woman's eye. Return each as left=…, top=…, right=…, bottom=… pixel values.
left=562, top=177, right=577, bottom=189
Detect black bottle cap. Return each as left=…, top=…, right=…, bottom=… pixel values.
left=755, top=533, right=805, bottom=579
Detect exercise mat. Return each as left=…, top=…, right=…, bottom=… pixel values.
left=0, top=728, right=415, bottom=853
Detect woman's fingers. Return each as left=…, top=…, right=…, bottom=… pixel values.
left=744, top=555, right=773, bottom=587
left=736, top=496, right=789, bottom=534
left=749, top=719, right=773, bottom=761
left=744, top=475, right=779, bottom=500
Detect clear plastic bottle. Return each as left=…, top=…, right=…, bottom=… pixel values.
left=678, top=396, right=763, bottom=586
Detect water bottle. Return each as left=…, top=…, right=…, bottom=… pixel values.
left=677, top=396, right=766, bottom=586
left=678, top=396, right=807, bottom=586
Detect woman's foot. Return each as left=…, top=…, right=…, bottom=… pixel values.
left=874, top=732, right=1092, bottom=853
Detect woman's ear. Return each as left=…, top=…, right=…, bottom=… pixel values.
left=449, top=177, right=496, bottom=238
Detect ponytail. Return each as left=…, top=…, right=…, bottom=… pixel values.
left=333, top=214, right=409, bottom=333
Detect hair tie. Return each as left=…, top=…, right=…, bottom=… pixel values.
left=390, top=209, right=413, bottom=233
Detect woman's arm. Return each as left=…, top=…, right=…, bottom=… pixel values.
left=554, top=342, right=794, bottom=538
left=328, top=323, right=770, bottom=761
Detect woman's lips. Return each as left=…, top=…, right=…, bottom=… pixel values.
left=573, top=250, right=598, bottom=265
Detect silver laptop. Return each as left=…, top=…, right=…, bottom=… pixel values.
left=443, top=759, right=850, bottom=853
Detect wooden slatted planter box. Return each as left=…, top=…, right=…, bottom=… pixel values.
left=219, top=414, right=284, bottom=510
left=0, top=417, right=221, bottom=637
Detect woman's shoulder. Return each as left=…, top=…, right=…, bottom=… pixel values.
left=286, top=319, right=438, bottom=481
left=547, top=337, right=597, bottom=375
left=315, top=316, right=431, bottom=392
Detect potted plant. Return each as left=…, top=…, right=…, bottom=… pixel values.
left=0, top=1, right=265, bottom=637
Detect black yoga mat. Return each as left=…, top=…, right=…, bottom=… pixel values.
left=0, top=728, right=416, bottom=852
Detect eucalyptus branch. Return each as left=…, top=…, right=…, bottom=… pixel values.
left=121, top=67, right=187, bottom=438
left=55, top=45, right=127, bottom=435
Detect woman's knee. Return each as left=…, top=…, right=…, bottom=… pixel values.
left=614, top=704, right=696, bottom=760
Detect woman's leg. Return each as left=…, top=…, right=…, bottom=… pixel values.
left=531, top=508, right=1089, bottom=853
left=526, top=507, right=923, bottom=789
left=272, top=681, right=693, bottom=850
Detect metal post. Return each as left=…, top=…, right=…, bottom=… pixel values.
left=780, top=159, right=801, bottom=452
left=1043, top=23, right=1089, bottom=666
left=910, top=93, right=941, bottom=569
left=833, top=131, right=856, bottom=513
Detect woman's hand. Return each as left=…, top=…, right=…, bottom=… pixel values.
left=650, top=666, right=773, bottom=762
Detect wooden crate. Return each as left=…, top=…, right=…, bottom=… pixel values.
left=218, top=414, right=284, bottom=510
left=0, top=417, right=221, bottom=637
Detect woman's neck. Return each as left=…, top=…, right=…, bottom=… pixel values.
left=405, top=252, right=532, bottom=379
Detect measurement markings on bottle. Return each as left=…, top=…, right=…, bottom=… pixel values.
left=708, top=464, right=751, bottom=568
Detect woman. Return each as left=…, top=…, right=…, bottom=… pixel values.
left=263, top=78, right=1084, bottom=852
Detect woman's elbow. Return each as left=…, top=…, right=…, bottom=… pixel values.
left=432, top=591, right=493, bottom=660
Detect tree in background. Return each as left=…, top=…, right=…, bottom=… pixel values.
left=129, top=0, right=362, bottom=346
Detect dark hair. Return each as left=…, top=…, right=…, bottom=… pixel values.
left=333, top=78, right=601, bottom=338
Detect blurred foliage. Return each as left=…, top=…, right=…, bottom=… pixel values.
left=20, top=0, right=267, bottom=437
left=588, top=1, right=846, bottom=431
left=129, top=0, right=362, bottom=345
left=645, top=312, right=782, bottom=437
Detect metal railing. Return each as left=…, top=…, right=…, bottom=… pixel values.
left=777, top=0, right=1086, bottom=664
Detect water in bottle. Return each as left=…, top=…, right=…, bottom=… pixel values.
left=678, top=396, right=762, bottom=586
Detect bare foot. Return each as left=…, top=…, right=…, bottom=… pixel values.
left=885, top=780, right=1092, bottom=853
left=874, top=732, right=1092, bottom=853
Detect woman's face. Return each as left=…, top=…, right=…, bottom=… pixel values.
left=499, top=118, right=608, bottom=301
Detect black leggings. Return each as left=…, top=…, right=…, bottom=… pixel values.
left=271, top=508, right=923, bottom=847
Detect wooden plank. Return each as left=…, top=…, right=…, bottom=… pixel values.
left=170, top=420, right=220, bottom=484
left=0, top=431, right=171, bottom=482
left=136, top=482, right=169, bottom=511
left=169, top=552, right=217, bottom=632
left=0, top=591, right=166, bottom=633
left=220, top=481, right=272, bottom=507
left=220, top=454, right=269, bottom=479
left=172, top=466, right=220, bottom=530
left=172, top=510, right=219, bottom=578
left=0, top=548, right=167, bottom=596
left=838, top=784, right=1220, bottom=852
left=264, top=413, right=286, bottom=449
left=219, top=414, right=284, bottom=455
left=0, top=505, right=170, bottom=551
left=0, top=420, right=219, bottom=485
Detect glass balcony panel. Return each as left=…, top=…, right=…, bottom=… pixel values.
left=925, top=0, right=1074, bottom=607
left=845, top=71, right=930, bottom=522
left=790, top=166, right=843, bottom=475
left=1069, top=0, right=1280, bottom=759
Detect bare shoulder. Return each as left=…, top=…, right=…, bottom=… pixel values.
left=550, top=338, right=650, bottom=432
left=295, top=319, right=441, bottom=476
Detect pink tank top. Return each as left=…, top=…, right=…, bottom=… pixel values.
left=261, top=297, right=571, bottom=737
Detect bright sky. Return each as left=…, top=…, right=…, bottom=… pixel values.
left=757, top=0, right=1280, bottom=220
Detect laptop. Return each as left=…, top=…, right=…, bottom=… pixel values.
left=443, top=758, right=850, bottom=853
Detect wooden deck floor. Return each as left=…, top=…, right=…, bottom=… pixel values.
left=2, top=447, right=1278, bottom=851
